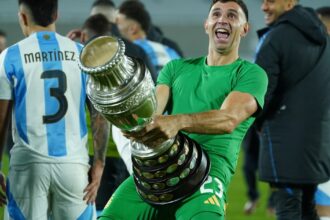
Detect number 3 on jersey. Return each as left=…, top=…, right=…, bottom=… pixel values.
left=41, top=70, right=68, bottom=124
left=200, top=176, right=224, bottom=199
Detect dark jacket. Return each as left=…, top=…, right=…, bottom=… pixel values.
left=255, top=5, right=330, bottom=184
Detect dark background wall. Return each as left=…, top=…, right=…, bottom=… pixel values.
left=0, top=0, right=329, bottom=60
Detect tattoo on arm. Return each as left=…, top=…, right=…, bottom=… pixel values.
left=88, top=100, right=110, bottom=164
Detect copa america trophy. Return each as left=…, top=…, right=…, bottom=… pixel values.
left=78, top=36, right=210, bottom=205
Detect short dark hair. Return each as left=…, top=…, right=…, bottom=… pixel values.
left=0, top=30, right=6, bottom=37
left=18, top=0, right=58, bottom=27
left=82, top=14, right=112, bottom=36
left=210, top=0, right=249, bottom=22
left=118, top=0, right=151, bottom=33
left=92, top=0, right=115, bottom=8
left=317, top=7, right=330, bottom=19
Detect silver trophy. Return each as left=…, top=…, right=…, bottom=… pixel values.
left=79, top=36, right=210, bottom=205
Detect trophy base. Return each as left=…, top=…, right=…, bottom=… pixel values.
left=132, top=132, right=211, bottom=205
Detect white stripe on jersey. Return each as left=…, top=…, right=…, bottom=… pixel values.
left=22, top=34, right=48, bottom=155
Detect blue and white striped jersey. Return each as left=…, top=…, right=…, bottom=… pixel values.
left=0, top=31, right=89, bottom=166
left=134, top=39, right=181, bottom=74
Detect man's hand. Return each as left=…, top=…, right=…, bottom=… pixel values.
left=83, top=160, right=104, bottom=204
left=66, top=29, right=82, bottom=41
left=125, top=115, right=181, bottom=147
left=0, top=172, right=6, bottom=206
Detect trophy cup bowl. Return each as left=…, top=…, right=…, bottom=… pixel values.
left=78, top=36, right=210, bottom=205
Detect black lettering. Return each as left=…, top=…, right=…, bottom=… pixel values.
left=48, top=51, right=53, bottom=62
left=57, top=51, right=64, bottom=61
left=42, top=52, right=48, bottom=62
left=70, top=52, right=75, bottom=61
left=35, top=52, right=41, bottom=62
left=65, top=51, right=70, bottom=61
left=24, top=53, right=34, bottom=63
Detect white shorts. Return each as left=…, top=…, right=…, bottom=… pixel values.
left=6, top=163, right=96, bottom=220
left=316, top=180, right=330, bottom=206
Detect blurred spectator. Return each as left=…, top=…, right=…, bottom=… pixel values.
left=315, top=6, right=330, bottom=220
left=317, top=6, right=330, bottom=35
left=67, top=0, right=157, bottom=81
left=147, top=25, right=184, bottom=57
left=90, top=0, right=117, bottom=23
left=0, top=30, right=6, bottom=53
left=116, top=0, right=181, bottom=74
left=256, top=0, right=330, bottom=219
left=0, top=30, right=14, bottom=164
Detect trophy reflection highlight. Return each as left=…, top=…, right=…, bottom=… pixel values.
left=78, top=36, right=210, bottom=205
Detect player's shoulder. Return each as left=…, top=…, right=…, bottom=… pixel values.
left=238, top=59, right=266, bottom=74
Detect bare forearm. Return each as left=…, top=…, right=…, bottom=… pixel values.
left=174, top=109, right=241, bottom=135
left=90, top=110, right=109, bottom=165
left=0, top=100, right=12, bottom=161
left=176, top=92, right=258, bottom=135
left=155, top=85, right=170, bottom=115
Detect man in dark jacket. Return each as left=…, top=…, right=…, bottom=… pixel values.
left=255, top=0, right=330, bottom=219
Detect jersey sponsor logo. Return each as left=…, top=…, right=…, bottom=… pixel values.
left=24, top=50, right=76, bottom=64
left=204, top=195, right=220, bottom=207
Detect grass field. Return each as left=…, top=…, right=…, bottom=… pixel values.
left=0, top=149, right=275, bottom=220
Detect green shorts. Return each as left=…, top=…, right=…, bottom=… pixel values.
left=99, top=175, right=227, bottom=220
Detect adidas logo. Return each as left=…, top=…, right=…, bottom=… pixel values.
left=204, top=195, right=220, bottom=207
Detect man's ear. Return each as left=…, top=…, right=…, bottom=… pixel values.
left=18, top=12, right=28, bottom=26
left=204, top=19, right=209, bottom=35
left=53, top=11, right=58, bottom=22
left=240, top=22, right=250, bottom=37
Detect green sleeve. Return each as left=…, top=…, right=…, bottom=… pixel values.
left=156, top=60, right=175, bottom=87
left=233, top=63, right=268, bottom=109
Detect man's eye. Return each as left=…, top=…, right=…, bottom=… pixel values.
left=212, top=12, right=221, bottom=17
left=228, top=13, right=236, bottom=19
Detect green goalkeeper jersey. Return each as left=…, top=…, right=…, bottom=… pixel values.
left=157, top=57, right=268, bottom=187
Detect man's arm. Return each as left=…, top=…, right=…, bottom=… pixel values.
left=129, top=91, right=258, bottom=147
left=155, top=84, right=170, bottom=115
left=83, top=99, right=110, bottom=204
left=0, top=100, right=12, bottom=206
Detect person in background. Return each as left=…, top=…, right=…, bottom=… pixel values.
left=317, top=6, right=330, bottom=35
left=0, top=30, right=13, bottom=162
left=0, top=0, right=109, bottom=219
left=116, top=0, right=181, bottom=74
left=68, top=0, right=158, bottom=81
left=315, top=6, right=330, bottom=220
left=0, top=30, right=7, bottom=53
left=256, top=0, right=330, bottom=219
left=98, top=0, right=267, bottom=219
